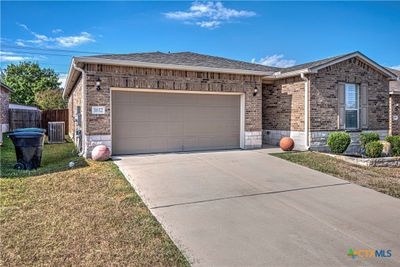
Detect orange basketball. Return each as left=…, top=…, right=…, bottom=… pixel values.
left=279, top=137, right=295, bottom=151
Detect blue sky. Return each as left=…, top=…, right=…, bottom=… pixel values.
left=1, top=1, right=399, bottom=87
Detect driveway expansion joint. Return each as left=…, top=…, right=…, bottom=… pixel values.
left=150, top=182, right=351, bottom=210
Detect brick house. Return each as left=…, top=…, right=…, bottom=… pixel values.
left=63, top=51, right=398, bottom=157
left=389, top=68, right=400, bottom=135
left=1, top=82, right=14, bottom=144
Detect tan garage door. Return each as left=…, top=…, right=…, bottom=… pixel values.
left=112, top=91, right=241, bottom=154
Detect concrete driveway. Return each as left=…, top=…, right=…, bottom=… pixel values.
left=114, top=149, right=400, bottom=267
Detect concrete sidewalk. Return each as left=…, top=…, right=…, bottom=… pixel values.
left=114, top=149, right=400, bottom=266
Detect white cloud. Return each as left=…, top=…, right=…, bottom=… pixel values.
left=15, top=39, right=27, bottom=47
left=251, top=54, right=296, bottom=68
left=0, top=51, right=31, bottom=61
left=17, top=23, right=30, bottom=31
left=165, top=2, right=255, bottom=29
left=17, top=23, right=50, bottom=42
left=196, top=20, right=221, bottom=29
left=55, top=32, right=95, bottom=47
left=16, top=23, right=95, bottom=48
left=58, top=73, right=68, bottom=88
left=52, top=29, right=63, bottom=34
left=391, top=65, right=400, bottom=70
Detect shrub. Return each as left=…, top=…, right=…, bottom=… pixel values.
left=385, top=136, right=400, bottom=157
left=359, top=132, right=380, bottom=148
left=365, top=141, right=383, bottom=158
left=327, top=132, right=351, bottom=154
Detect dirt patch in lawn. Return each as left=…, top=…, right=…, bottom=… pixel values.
left=1, top=145, right=188, bottom=266
left=271, top=151, right=400, bottom=199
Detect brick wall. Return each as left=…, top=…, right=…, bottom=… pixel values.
left=309, top=57, right=389, bottom=131
left=68, top=76, right=82, bottom=138
left=83, top=64, right=262, bottom=135
left=389, top=94, right=400, bottom=135
left=0, top=87, right=10, bottom=127
left=262, top=76, right=305, bottom=131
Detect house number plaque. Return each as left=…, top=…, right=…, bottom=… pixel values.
left=92, top=106, right=106, bottom=115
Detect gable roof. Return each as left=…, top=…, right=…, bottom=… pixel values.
left=64, top=51, right=280, bottom=97
left=63, top=51, right=398, bottom=97
left=272, top=51, right=398, bottom=79
left=388, top=68, right=400, bottom=94
left=279, top=52, right=355, bottom=73
left=85, top=52, right=281, bottom=73
left=0, top=82, right=14, bottom=93
left=387, top=68, right=400, bottom=78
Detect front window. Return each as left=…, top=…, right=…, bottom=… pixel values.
left=345, top=83, right=359, bottom=129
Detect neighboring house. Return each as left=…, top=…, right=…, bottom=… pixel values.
left=63, top=51, right=398, bottom=157
left=388, top=68, right=400, bottom=135
left=8, top=103, right=40, bottom=111
left=0, top=82, right=14, bottom=144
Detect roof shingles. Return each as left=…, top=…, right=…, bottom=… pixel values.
left=82, top=52, right=281, bottom=73
left=278, top=52, right=356, bottom=73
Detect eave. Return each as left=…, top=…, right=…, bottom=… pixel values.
left=63, top=57, right=275, bottom=98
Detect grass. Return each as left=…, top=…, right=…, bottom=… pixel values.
left=271, top=151, right=400, bottom=199
left=0, top=134, right=189, bottom=266
left=1, top=134, right=86, bottom=178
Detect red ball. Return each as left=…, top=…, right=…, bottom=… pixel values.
left=91, top=145, right=111, bottom=161
left=279, top=137, right=295, bottom=151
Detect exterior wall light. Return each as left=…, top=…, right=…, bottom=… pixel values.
left=253, top=86, right=258, bottom=96
left=96, top=78, right=101, bottom=91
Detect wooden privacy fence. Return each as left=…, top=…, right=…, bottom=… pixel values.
left=9, top=109, right=41, bottom=130
left=41, top=109, right=69, bottom=135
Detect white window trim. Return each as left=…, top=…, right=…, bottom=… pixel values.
left=344, top=83, right=360, bottom=130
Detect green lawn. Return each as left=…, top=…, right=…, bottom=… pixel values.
left=0, top=134, right=189, bottom=266
left=1, top=134, right=86, bottom=178
left=272, top=151, right=400, bottom=198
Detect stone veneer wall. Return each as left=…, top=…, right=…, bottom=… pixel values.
left=310, top=130, right=388, bottom=154
left=73, top=64, right=263, bottom=156
left=389, top=94, right=400, bottom=135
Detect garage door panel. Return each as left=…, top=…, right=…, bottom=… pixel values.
left=167, top=106, right=184, bottom=121
left=112, top=92, right=131, bottom=104
left=112, top=91, right=241, bottom=154
left=147, top=106, right=169, bottom=122
left=113, top=105, right=149, bottom=122
left=167, top=122, right=184, bottom=136
left=166, top=137, right=184, bottom=151
left=113, top=137, right=149, bottom=154
left=116, top=122, right=148, bottom=138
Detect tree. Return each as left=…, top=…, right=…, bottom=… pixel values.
left=1, top=62, right=60, bottom=106
left=35, top=89, right=67, bottom=110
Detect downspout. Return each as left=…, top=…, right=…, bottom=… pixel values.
left=300, top=73, right=310, bottom=150
left=72, top=62, right=87, bottom=157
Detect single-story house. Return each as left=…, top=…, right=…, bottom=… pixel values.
left=389, top=68, right=400, bottom=135
left=1, top=82, right=14, bottom=144
left=63, top=51, right=398, bottom=157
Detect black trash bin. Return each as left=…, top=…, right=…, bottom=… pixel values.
left=13, top=128, right=46, bottom=146
left=7, top=132, right=45, bottom=170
